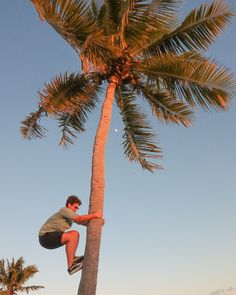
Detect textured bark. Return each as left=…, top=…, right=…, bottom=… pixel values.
left=78, top=76, right=118, bottom=295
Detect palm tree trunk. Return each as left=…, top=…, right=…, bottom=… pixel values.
left=78, top=76, right=118, bottom=295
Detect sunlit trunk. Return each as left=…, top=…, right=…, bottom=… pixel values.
left=78, top=76, right=118, bottom=295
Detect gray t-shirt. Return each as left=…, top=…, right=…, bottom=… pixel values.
left=39, top=207, right=78, bottom=236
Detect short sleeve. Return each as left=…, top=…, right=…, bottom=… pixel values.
left=59, top=207, right=78, bottom=220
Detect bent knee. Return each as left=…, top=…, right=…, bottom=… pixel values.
left=67, top=230, right=79, bottom=241
left=62, top=230, right=79, bottom=243
left=71, top=230, right=79, bottom=238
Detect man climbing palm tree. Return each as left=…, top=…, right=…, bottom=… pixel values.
left=38, top=195, right=103, bottom=275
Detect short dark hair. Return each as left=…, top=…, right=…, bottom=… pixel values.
left=66, top=195, right=82, bottom=207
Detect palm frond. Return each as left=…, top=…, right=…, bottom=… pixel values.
left=114, top=0, right=136, bottom=48
left=19, top=285, right=44, bottom=293
left=136, top=84, right=193, bottom=126
left=125, top=0, right=180, bottom=45
left=80, top=30, right=115, bottom=73
left=139, top=52, right=235, bottom=110
left=144, top=0, right=234, bottom=56
left=104, top=0, right=123, bottom=34
left=14, top=258, right=24, bottom=271
left=31, top=0, right=47, bottom=21
left=39, top=72, right=101, bottom=115
left=15, top=264, right=38, bottom=287
left=116, top=86, right=162, bottom=172
left=0, top=260, right=7, bottom=283
left=57, top=78, right=102, bottom=146
left=21, top=107, right=47, bottom=140
left=103, top=0, right=142, bottom=34
left=22, top=73, right=102, bottom=145
left=39, top=72, right=103, bottom=146
left=91, top=0, right=98, bottom=19
left=21, top=266, right=38, bottom=281
left=31, top=0, right=95, bottom=49
left=58, top=113, right=85, bottom=147
left=98, top=1, right=179, bottom=52
left=96, top=3, right=106, bottom=27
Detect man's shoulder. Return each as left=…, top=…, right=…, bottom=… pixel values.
left=59, top=207, right=70, bottom=213
left=59, top=207, right=77, bottom=218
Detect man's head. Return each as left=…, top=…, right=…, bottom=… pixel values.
left=66, top=195, right=82, bottom=212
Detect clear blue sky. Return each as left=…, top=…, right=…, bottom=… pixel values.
left=0, top=1, right=236, bottom=295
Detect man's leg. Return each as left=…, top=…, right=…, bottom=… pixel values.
left=61, top=230, right=79, bottom=268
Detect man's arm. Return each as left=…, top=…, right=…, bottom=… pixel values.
left=73, top=211, right=102, bottom=224
left=77, top=220, right=89, bottom=226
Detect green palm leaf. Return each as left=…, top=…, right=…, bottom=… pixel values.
left=91, top=0, right=98, bottom=19
left=19, top=285, right=44, bottom=293
left=21, top=108, right=47, bottom=140
left=97, top=0, right=179, bottom=52
left=31, top=0, right=95, bottom=49
left=125, top=0, right=179, bottom=42
left=136, top=84, right=193, bottom=126
left=21, top=266, right=38, bottom=281
left=140, top=52, right=235, bottom=110
left=144, top=0, right=234, bottom=56
left=103, top=0, right=124, bottom=34
left=39, top=72, right=101, bottom=114
left=0, top=260, right=7, bottom=282
left=116, top=86, right=162, bottom=172
left=80, top=30, right=115, bottom=73
left=58, top=113, right=85, bottom=147
left=22, top=72, right=102, bottom=146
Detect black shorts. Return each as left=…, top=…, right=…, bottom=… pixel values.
left=39, top=232, right=63, bottom=249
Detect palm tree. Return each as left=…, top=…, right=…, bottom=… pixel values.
left=0, top=257, right=44, bottom=295
left=22, top=1, right=235, bottom=294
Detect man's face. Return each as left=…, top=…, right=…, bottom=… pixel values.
left=68, top=202, right=80, bottom=212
